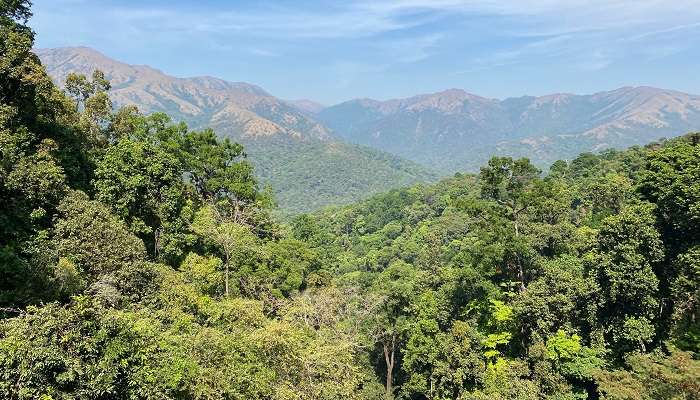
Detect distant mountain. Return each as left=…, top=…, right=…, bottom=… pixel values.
left=285, top=99, right=326, bottom=115
left=37, top=47, right=330, bottom=140
left=38, top=46, right=700, bottom=199
left=318, top=87, right=700, bottom=172
left=37, top=47, right=436, bottom=213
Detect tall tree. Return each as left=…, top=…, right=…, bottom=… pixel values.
left=367, top=260, right=424, bottom=398
left=0, top=0, right=90, bottom=308
left=182, top=129, right=258, bottom=208
left=479, top=156, right=541, bottom=291
left=93, top=138, right=190, bottom=261
left=639, top=139, right=700, bottom=254
left=591, top=203, right=664, bottom=354
left=192, top=205, right=257, bottom=297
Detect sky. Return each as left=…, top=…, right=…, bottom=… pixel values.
left=32, top=0, right=700, bottom=105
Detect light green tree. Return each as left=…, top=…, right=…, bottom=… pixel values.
left=192, top=205, right=257, bottom=297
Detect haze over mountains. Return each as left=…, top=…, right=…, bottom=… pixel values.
left=318, top=87, right=700, bottom=171
left=37, top=46, right=700, bottom=211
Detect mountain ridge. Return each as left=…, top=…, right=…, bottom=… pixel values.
left=36, top=46, right=437, bottom=213
left=37, top=45, right=700, bottom=182
left=318, top=85, right=700, bottom=171
left=36, top=46, right=330, bottom=141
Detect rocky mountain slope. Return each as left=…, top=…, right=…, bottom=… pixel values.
left=37, top=47, right=330, bottom=140
left=37, top=47, right=436, bottom=213
left=285, top=99, right=326, bottom=115
left=318, top=87, right=700, bottom=171
left=39, top=46, right=700, bottom=186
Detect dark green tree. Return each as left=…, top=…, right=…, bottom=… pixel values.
left=479, top=156, right=541, bottom=291
left=639, top=139, right=700, bottom=253
left=93, top=138, right=191, bottom=261
left=590, top=203, right=664, bottom=354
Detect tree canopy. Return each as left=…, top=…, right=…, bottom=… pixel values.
left=1, top=3, right=699, bottom=399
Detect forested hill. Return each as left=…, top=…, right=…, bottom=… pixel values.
left=35, top=46, right=437, bottom=214
left=37, top=47, right=700, bottom=213
left=1, top=2, right=700, bottom=399
left=293, top=133, right=700, bottom=398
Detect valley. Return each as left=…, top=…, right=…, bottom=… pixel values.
left=2, top=2, right=700, bottom=398
left=38, top=47, right=700, bottom=214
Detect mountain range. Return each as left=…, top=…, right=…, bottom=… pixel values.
left=37, top=46, right=331, bottom=141
left=36, top=47, right=436, bottom=213
left=317, top=87, right=700, bottom=171
left=37, top=46, right=700, bottom=211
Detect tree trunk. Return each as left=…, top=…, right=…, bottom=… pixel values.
left=516, top=254, right=525, bottom=293
left=224, top=251, right=231, bottom=297
left=383, top=335, right=395, bottom=399
left=430, top=373, right=434, bottom=399
left=513, top=214, right=526, bottom=293
left=225, top=263, right=230, bottom=297
left=154, top=229, right=159, bottom=258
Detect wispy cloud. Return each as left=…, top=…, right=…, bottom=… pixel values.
left=99, top=3, right=429, bottom=40
left=431, top=1, right=700, bottom=72
left=248, top=48, right=279, bottom=57
left=31, top=0, right=700, bottom=102
left=374, top=33, right=444, bottom=63
left=326, top=60, right=390, bottom=90
left=624, top=21, right=700, bottom=41
left=471, top=34, right=574, bottom=67
left=38, top=1, right=697, bottom=40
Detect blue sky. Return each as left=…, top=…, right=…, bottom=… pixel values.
left=32, top=0, right=700, bottom=104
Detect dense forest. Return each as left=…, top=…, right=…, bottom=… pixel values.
left=1, top=2, right=699, bottom=399
left=244, top=136, right=436, bottom=215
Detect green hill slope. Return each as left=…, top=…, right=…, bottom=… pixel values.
left=242, top=136, right=437, bottom=214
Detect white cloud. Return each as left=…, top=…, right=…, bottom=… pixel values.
left=374, top=33, right=444, bottom=63
left=33, top=0, right=700, bottom=76
left=36, top=1, right=700, bottom=42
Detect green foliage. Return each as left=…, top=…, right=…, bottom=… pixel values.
left=293, top=135, right=700, bottom=398
left=469, top=358, right=540, bottom=400
left=480, top=156, right=541, bottom=206
left=481, top=300, right=514, bottom=363
left=514, top=256, right=597, bottom=343
left=671, top=246, right=700, bottom=351
left=94, top=138, right=190, bottom=259
left=596, top=348, right=700, bottom=400
left=1, top=0, right=32, bottom=24
left=1, top=3, right=699, bottom=398
left=0, top=300, right=201, bottom=399
left=0, top=294, right=379, bottom=400
left=591, top=202, right=664, bottom=353
left=52, top=191, right=146, bottom=278
left=546, top=330, right=582, bottom=361
left=245, top=137, right=437, bottom=215
left=639, top=138, right=700, bottom=252
left=182, top=128, right=258, bottom=205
